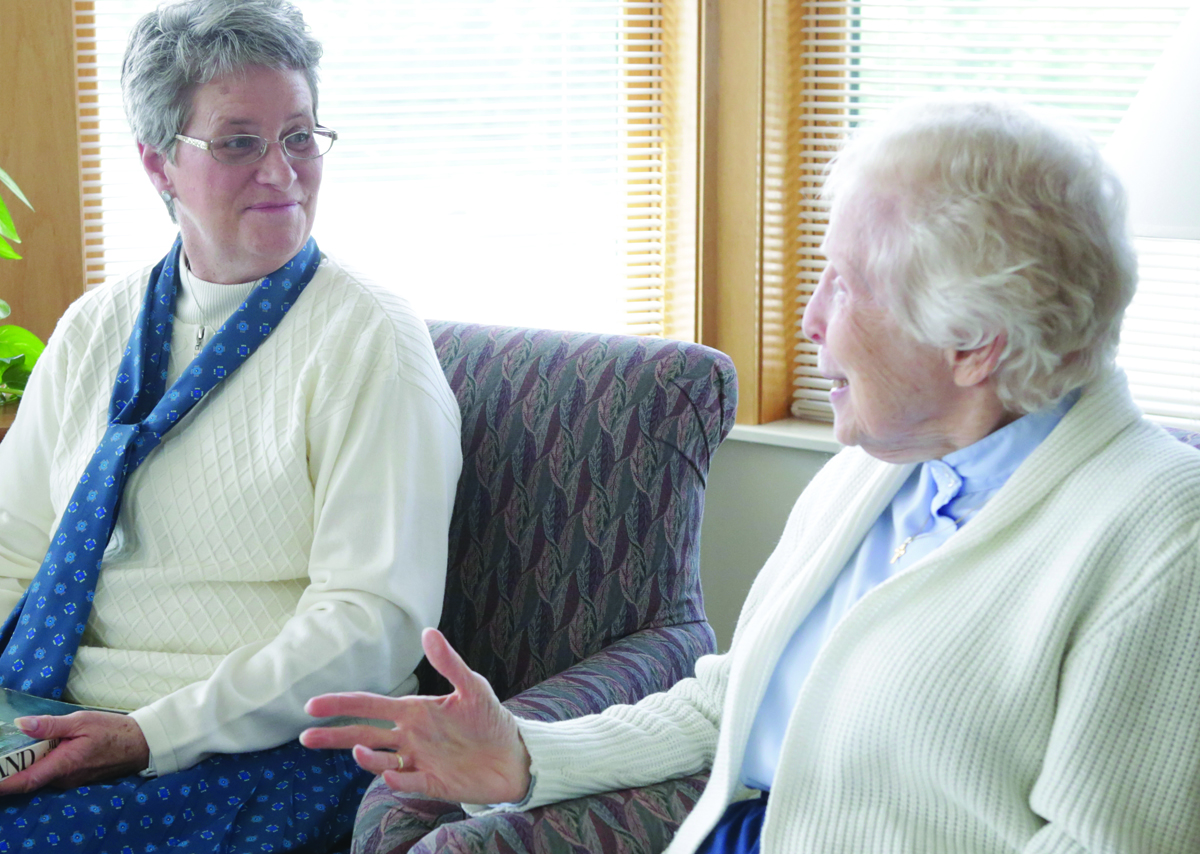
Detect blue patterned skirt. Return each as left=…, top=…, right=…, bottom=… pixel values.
left=0, top=740, right=369, bottom=853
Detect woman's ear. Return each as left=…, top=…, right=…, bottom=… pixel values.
left=139, top=142, right=172, bottom=196
left=949, top=333, right=1007, bottom=389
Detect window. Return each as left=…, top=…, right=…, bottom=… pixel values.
left=52, top=2, right=1197, bottom=427
left=75, top=0, right=698, bottom=338
left=784, top=1, right=1199, bottom=426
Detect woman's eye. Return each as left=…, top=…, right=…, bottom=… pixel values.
left=219, top=136, right=259, bottom=151
left=285, top=130, right=313, bottom=145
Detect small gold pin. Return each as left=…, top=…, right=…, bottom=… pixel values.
left=891, top=535, right=915, bottom=565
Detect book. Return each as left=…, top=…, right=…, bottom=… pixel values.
left=0, top=687, right=84, bottom=782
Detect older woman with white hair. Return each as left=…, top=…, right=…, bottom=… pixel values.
left=0, top=0, right=460, bottom=849
left=303, top=96, right=1200, bottom=854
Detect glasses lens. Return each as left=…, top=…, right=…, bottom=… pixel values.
left=210, top=135, right=267, bottom=165
left=283, top=129, right=334, bottom=159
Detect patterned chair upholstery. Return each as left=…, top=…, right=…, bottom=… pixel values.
left=351, top=321, right=738, bottom=854
left=1164, top=426, right=1200, bottom=450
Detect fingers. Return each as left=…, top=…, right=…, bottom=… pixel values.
left=0, top=765, right=42, bottom=796
left=305, top=734, right=425, bottom=791
left=0, top=741, right=77, bottom=795
left=304, top=691, right=406, bottom=721
left=0, top=766, right=46, bottom=795
left=14, top=710, right=86, bottom=739
left=304, top=630, right=486, bottom=724
left=381, top=768, right=434, bottom=796
left=350, top=744, right=412, bottom=777
left=421, top=627, right=480, bottom=695
left=299, top=723, right=398, bottom=751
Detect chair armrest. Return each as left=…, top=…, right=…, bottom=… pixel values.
left=352, top=622, right=715, bottom=854
left=408, top=774, right=711, bottom=854
left=501, top=621, right=716, bottom=723
left=352, top=788, right=468, bottom=854
left=354, top=773, right=711, bottom=854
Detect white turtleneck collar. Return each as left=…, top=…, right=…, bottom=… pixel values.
left=165, top=254, right=262, bottom=387
left=174, top=253, right=260, bottom=327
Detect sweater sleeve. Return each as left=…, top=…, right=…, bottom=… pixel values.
left=1022, top=527, right=1200, bottom=854
left=503, top=649, right=732, bottom=810
left=131, top=320, right=462, bottom=775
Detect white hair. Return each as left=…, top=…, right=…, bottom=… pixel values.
left=823, top=96, right=1138, bottom=414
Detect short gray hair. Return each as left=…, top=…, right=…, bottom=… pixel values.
left=122, top=0, right=322, bottom=158
left=823, top=96, right=1137, bottom=415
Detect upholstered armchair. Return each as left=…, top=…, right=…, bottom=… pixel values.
left=351, top=321, right=737, bottom=854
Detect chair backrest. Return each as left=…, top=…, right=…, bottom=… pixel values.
left=419, top=321, right=738, bottom=702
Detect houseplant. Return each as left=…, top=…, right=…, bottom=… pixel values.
left=0, top=166, right=44, bottom=403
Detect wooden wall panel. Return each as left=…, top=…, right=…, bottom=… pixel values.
left=0, top=0, right=85, bottom=342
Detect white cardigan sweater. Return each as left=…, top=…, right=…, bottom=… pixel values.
left=0, top=254, right=462, bottom=775
left=515, top=370, right=1200, bottom=853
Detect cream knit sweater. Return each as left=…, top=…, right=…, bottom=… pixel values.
left=515, top=370, right=1200, bottom=853
left=0, top=254, right=462, bottom=775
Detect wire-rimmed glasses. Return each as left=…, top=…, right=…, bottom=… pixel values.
left=174, top=127, right=337, bottom=165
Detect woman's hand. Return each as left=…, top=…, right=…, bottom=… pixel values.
left=0, top=710, right=150, bottom=795
left=301, top=627, right=531, bottom=806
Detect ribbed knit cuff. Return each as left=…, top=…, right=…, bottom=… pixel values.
left=461, top=775, right=537, bottom=817
left=511, top=717, right=596, bottom=808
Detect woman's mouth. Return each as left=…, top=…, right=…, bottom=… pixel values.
left=248, top=201, right=299, bottom=212
left=829, top=377, right=849, bottom=404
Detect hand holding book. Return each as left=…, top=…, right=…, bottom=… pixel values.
left=0, top=690, right=148, bottom=795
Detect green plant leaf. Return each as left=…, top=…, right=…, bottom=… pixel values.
left=0, top=193, right=19, bottom=243
left=1, top=354, right=31, bottom=390
left=0, top=166, right=33, bottom=210
left=0, top=300, right=9, bottom=320
left=0, top=326, right=45, bottom=373
left=0, top=235, right=20, bottom=261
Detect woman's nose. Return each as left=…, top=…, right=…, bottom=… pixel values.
left=802, top=269, right=831, bottom=344
left=254, top=142, right=298, bottom=187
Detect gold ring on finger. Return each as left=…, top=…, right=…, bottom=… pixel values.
left=396, top=753, right=405, bottom=771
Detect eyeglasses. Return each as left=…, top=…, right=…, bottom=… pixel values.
left=174, top=127, right=338, bottom=165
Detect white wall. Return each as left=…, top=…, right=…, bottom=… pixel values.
left=697, top=437, right=833, bottom=651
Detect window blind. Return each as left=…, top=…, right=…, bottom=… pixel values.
left=788, top=1, right=1198, bottom=426
left=75, top=0, right=694, bottom=337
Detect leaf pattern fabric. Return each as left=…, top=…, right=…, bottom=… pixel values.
left=353, top=322, right=737, bottom=854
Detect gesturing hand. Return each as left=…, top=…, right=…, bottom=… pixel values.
left=301, top=627, right=532, bottom=806
left=0, top=710, right=150, bottom=795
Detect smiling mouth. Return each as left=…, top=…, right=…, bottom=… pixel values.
left=831, top=378, right=848, bottom=390
left=249, top=201, right=298, bottom=211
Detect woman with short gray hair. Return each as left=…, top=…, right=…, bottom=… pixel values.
left=306, top=97, right=1200, bottom=854
left=0, top=1, right=461, bottom=850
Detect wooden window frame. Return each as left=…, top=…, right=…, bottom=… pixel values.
left=698, top=0, right=827, bottom=426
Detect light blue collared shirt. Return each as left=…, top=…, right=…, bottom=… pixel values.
left=739, top=389, right=1080, bottom=791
